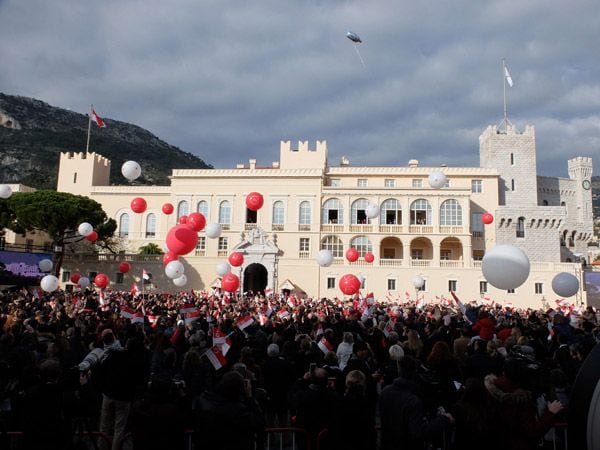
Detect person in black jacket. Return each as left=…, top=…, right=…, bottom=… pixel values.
left=260, top=343, right=294, bottom=426
left=379, top=356, right=454, bottom=450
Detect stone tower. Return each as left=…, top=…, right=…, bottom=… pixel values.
left=57, top=152, right=111, bottom=196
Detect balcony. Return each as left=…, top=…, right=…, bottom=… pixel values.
left=440, top=260, right=464, bottom=268
left=380, top=258, right=403, bottom=267
left=410, top=259, right=432, bottom=267
left=439, top=226, right=464, bottom=234
left=272, top=224, right=284, bottom=232
left=244, top=223, right=257, bottom=231
left=298, top=225, right=311, bottom=232
left=379, top=225, right=403, bottom=234
left=220, top=224, right=230, bottom=231
left=409, top=225, right=434, bottom=234
left=299, top=251, right=310, bottom=259
left=332, top=257, right=344, bottom=265
left=349, top=225, right=373, bottom=233
left=321, top=224, right=344, bottom=233
left=194, top=250, right=206, bottom=256
left=217, top=250, right=228, bottom=257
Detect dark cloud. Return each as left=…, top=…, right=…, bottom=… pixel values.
left=0, top=0, right=598, bottom=177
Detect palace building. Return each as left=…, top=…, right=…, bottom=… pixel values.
left=55, top=124, right=594, bottom=308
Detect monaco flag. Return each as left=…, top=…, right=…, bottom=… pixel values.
left=180, top=302, right=198, bottom=314
left=237, top=315, right=254, bottom=330
left=213, top=328, right=227, bottom=345
left=131, top=312, right=144, bottom=324
left=120, top=306, right=135, bottom=320
left=317, top=337, right=334, bottom=354
left=184, top=310, right=202, bottom=326
left=205, top=346, right=227, bottom=370
left=131, top=283, right=140, bottom=298
left=91, top=108, right=106, bottom=128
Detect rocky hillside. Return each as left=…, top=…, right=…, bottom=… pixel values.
left=0, top=93, right=212, bottom=189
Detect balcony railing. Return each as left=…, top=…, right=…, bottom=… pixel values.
left=244, top=223, right=257, bottom=231
left=298, top=224, right=311, bottom=232
left=272, top=224, right=284, bottom=231
left=217, top=250, right=228, bottom=257
left=379, top=225, right=403, bottom=233
left=321, top=224, right=344, bottom=233
left=332, top=257, right=344, bottom=265
left=410, top=259, right=432, bottom=267
left=380, top=258, right=403, bottom=267
left=409, top=225, right=434, bottom=234
left=439, top=226, right=464, bottom=234
left=299, top=251, right=310, bottom=259
left=194, top=250, right=206, bottom=256
left=440, top=260, right=464, bottom=268
left=220, top=224, right=230, bottom=231
left=472, top=231, right=484, bottom=238
left=349, top=225, right=373, bottom=233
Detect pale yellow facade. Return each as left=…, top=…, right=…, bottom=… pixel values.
left=53, top=124, right=593, bottom=309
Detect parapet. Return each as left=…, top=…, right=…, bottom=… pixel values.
left=60, top=151, right=111, bottom=167
left=279, top=140, right=328, bottom=170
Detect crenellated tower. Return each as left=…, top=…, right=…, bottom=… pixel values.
left=57, top=152, right=111, bottom=196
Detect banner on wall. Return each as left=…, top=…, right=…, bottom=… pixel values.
left=584, top=271, right=600, bottom=308
left=0, top=251, right=53, bottom=286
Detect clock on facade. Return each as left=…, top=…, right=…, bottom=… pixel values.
left=582, top=179, right=591, bottom=190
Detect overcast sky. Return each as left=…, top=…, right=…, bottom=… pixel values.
left=1, top=0, right=599, bottom=177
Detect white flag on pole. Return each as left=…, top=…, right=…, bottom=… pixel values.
left=504, top=66, right=514, bottom=87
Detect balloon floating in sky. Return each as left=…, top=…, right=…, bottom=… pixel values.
left=131, top=197, right=147, bottom=214
left=365, top=203, right=379, bottom=220
left=346, top=31, right=365, bottom=67
left=41, top=275, right=59, bottom=293
left=339, top=274, right=361, bottom=296
left=78, top=222, right=94, bottom=237
left=482, top=213, right=494, bottom=225
left=481, top=245, right=530, bottom=290
left=428, top=171, right=447, bottom=189
left=316, top=249, right=334, bottom=267
left=413, top=275, right=425, bottom=290
left=38, top=259, right=53, bottom=272
left=173, top=274, right=187, bottom=287
left=552, top=272, right=579, bottom=298
left=121, top=161, right=142, bottom=181
left=346, top=31, right=362, bottom=43
left=162, top=203, right=174, bottom=215
left=0, top=185, right=12, bottom=199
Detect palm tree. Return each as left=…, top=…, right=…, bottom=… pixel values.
left=138, top=243, right=164, bottom=255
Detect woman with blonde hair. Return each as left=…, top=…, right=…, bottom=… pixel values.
left=403, top=329, right=423, bottom=360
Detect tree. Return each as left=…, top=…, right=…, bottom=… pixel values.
left=0, top=190, right=116, bottom=276
left=138, top=243, right=164, bottom=255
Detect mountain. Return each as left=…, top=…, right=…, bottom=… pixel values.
left=0, top=93, right=212, bottom=189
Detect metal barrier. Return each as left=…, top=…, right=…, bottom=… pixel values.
left=263, top=427, right=311, bottom=450
left=3, top=431, right=112, bottom=450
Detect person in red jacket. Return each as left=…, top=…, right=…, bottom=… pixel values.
left=472, top=311, right=495, bottom=341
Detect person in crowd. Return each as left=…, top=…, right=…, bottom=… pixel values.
left=260, top=343, right=294, bottom=426
left=402, top=329, right=423, bottom=359
left=336, top=332, right=354, bottom=371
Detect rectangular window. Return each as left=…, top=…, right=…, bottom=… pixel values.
left=330, top=179, right=341, bottom=187
left=218, top=237, right=228, bottom=251
left=62, top=271, right=71, bottom=283
left=411, top=249, right=423, bottom=260
left=116, top=272, right=124, bottom=284
left=448, top=280, right=457, bottom=292
left=196, top=236, right=206, bottom=250
left=73, top=172, right=77, bottom=183
left=511, top=179, right=515, bottom=191
left=471, top=213, right=484, bottom=236
left=479, top=281, right=488, bottom=293
left=507, top=289, right=515, bottom=294
left=440, top=250, right=451, bottom=260
left=535, top=282, right=543, bottom=294
left=471, top=180, right=482, bottom=193
left=25, top=239, right=33, bottom=252
left=387, top=279, right=396, bottom=291
left=327, top=277, right=336, bottom=289
left=412, top=179, right=423, bottom=188
left=384, top=179, right=395, bottom=188
left=299, top=238, right=310, bottom=252
left=357, top=179, right=368, bottom=188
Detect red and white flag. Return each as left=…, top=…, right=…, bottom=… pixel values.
left=213, top=328, right=227, bottom=345
left=317, top=337, right=334, bottom=354
left=90, top=108, right=106, bottom=128
left=220, top=337, right=232, bottom=356
left=120, top=306, right=135, bottom=320
left=205, top=346, right=227, bottom=370
left=258, top=313, right=268, bottom=326
left=383, top=319, right=396, bottom=338
left=180, top=302, right=198, bottom=314
left=315, top=323, right=324, bottom=337
left=148, top=315, right=159, bottom=328
left=131, top=311, right=144, bottom=324
left=143, top=269, right=150, bottom=281
left=264, top=287, right=273, bottom=296
left=277, top=309, right=290, bottom=320
left=264, top=302, right=274, bottom=317
left=184, top=310, right=202, bottom=326
left=131, top=283, right=140, bottom=298
left=365, top=292, right=375, bottom=305
left=237, top=315, right=254, bottom=330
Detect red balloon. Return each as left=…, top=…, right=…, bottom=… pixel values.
left=131, top=197, right=147, bottom=214
left=178, top=215, right=188, bottom=224
left=339, top=274, right=361, bottom=296
left=165, top=224, right=198, bottom=255
left=482, top=213, right=494, bottom=225
left=346, top=247, right=359, bottom=262
left=221, top=273, right=240, bottom=293
left=364, top=252, right=375, bottom=263
left=162, top=203, right=174, bottom=215
left=228, top=251, right=244, bottom=267
left=162, top=252, right=179, bottom=265
left=119, top=262, right=131, bottom=273
left=85, top=231, right=98, bottom=242
left=70, top=273, right=81, bottom=284
left=94, top=273, right=109, bottom=289
left=187, top=212, right=206, bottom=232
left=245, top=192, right=264, bottom=211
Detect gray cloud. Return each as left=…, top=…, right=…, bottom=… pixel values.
left=0, top=0, right=598, bottom=178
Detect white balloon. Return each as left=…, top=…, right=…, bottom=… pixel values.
left=428, top=171, right=447, bottom=189
left=40, top=275, right=59, bottom=293
left=165, top=260, right=185, bottom=279
left=121, top=161, right=142, bottom=181
left=316, top=249, right=334, bottom=267
left=38, top=259, right=53, bottom=272
left=205, top=223, right=222, bottom=239
left=173, top=274, right=188, bottom=287
left=552, top=272, right=579, bottom=298
left=365, top=203, right=380, bottom=219
left=0, top=185, right=12, bottom=199
left=216, top=261, right=231, bottom=276
left=481, top=245, right=530, bottom=290
left=78, top=222, right=94, bottom=237
left=412, top=275, right=425, bottom=289
left=78, top=276, right=90, bottom=288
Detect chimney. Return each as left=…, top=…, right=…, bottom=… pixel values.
left=340, top=156, right=350, bottom=166
left=408, top=159, right=419, bottom=168
left=249, top=159, right=256, bottom=170
left=236, top=163, right=245, bottom=169
left=272, top=161, right=280, bottom=168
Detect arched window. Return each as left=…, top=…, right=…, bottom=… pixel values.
left=380, top=199, right=402, bottom=225
left=197, top=200, right=209, bottom=220
left=299, top=201, right=311, bottom=225
left=145, top=213, right=156, bottom=238
left=272, top=201, right=285, bottom=225
left=119, top=213, right=130, bottom=238
left=177, top=201, right=189, bottom=219
left=440, top=199, right=462, bottom=226
left=219, top=200, right=231, bottom=224
left=350, top=236, right=373, bottom=256
left=351, top=198, right=370, bottom=224
left=320, top=235, right=344, bottom=258
left=322, top=198, right=344, bottom=224
left=410, top=199, right=432, bottom=225
left=516, top=217, right=525, bottom=238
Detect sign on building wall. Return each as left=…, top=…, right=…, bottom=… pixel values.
left=584, top=271, right=600, bottom=308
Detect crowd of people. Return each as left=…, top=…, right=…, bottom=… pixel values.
left=0, top=286, right=597, bottom=450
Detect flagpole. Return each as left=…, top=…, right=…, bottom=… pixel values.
left=502, top=59, right=508, bottom=133
left=86, top=104, right=92, bottom=153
